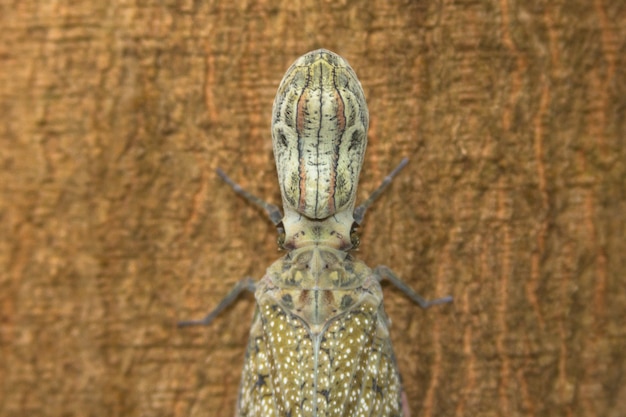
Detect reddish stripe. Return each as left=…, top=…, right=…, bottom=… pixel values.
left=296, top=88, right=308, bottom=138
left=334, top=89, right=346, bottom=132
left=327, top=89, right=346, bottom=214
left=296, top=88, right=309, bottom=212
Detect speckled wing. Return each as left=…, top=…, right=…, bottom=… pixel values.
left=236, top=261, right=405, bottom=416
left=315, top=301, right=405, bottom=417
left=237, top=309, right=279, bottom=416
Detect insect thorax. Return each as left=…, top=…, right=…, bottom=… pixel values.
left=257, top=246, right=381, bottom=334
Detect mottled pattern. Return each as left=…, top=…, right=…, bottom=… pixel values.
left=272, top=49, right=369, bottom=221
left=237, top=247, right=404, bottom=417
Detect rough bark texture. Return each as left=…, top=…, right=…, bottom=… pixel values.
left=1, top=1, right=624, bottom=416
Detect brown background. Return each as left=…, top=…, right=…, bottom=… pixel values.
left=1, top=1, right=624, bottom=416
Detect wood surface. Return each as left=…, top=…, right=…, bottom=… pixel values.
left=1, top=1, right=624, bottom=416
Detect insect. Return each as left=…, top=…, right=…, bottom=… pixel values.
left=180, top=49, right=452, bottom=417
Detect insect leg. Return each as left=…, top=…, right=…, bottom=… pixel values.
left=178, top=277, right=256, bottom=327
left=401, top=390, right=412, bottom=417
left=217, top=168, right=283, bottom=227
left=353, top=158, right=409, bottom=225
left=374, top=265, right=453, bottom=308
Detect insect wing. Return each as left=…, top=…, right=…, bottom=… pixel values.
left=315, top=298, right=405, bottom=416
left=237, top=308, right=278, bottom=416
left=237, top=258, right=405, bottom=416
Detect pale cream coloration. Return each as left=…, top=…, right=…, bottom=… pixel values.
left=271, top=49, right=369, bottom=250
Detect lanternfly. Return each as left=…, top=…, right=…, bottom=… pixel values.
left=180, top=49, right=452, bottom=417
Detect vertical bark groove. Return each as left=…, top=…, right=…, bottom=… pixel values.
left=1, top=1, right=624, bottom=416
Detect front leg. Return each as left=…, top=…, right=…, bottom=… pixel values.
left=217, top=169, right=283, bottom=227
left=178, top=277, right=256, bottom=327
left=216, top=168, right=287, bottom=249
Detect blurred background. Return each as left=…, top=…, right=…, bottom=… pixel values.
left=1, top=1, right=624, bottom=416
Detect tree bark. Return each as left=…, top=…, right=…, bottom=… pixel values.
left=1, top=1, right=624, bottom=416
